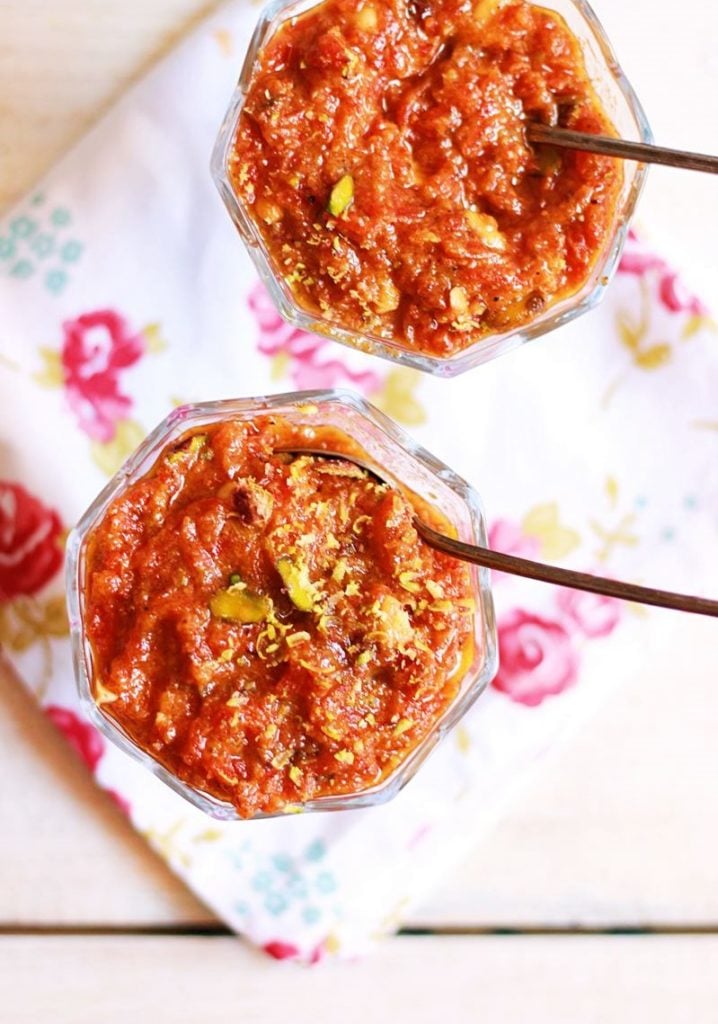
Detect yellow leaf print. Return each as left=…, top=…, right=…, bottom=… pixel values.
left=605, top=475, right=619, bottom=508
left=270, top=351, right=291, bottom=381
left=33, top=347, right=64, bottom=388
left=522, top=502, right=580, bottom=561
left=213, top=28, right=234, bottom=56
left=91, top=419, right=146, bottom=477
left=0, top=353, right=20, bottom=372
left=0, top=595, right=69, bottom=652
left=590, top=514, right=639, bottom=563
left=616, top=309, right=645, bottom=353
left=372, top=368, right=426, bottom=427
left=192, top=828, right=224, bottom=844
left=682, top=314, right=717, bottom=340
left=142, top=323, right=167, bottom=354
left=455, top=725, right=471, bottom=754
left=142, top=820, right=191, bottom=868
left=635, top=343, right=671, bottom=370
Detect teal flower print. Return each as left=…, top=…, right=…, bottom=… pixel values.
left=31, top=234, right=55, bottom=259
left=10, top=260, right=34, bottom=279
left=0, top=237, right=16, bottom=261
left=50, top=207, right=71, bottom=227
left=60, top=240, right=83, bottom=263
left=45, top=269, right=68, bottom=295
left=10, top=216, right=36, bottom=239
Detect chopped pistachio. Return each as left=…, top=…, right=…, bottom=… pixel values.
left=449, top=286, right=469, bottom=314
left=94, top=680, right=118, bottom=705
left=276, top=556, right=319, bottom=612
left=429, top=599, right=454, bottom=613
left=425, top=579, right=445, bottom=600
left=393, top=718, right=414, bottom=737
left=328, top=174, right=354, bottom=217
left=345, top=580, right=361, bottom=597
left=210, top=588, right=271, bottom=623
left=334, top=749, right=355, bottom=765
left=356, top=649, right=372, bottom=667
left=272, top=750, right=292, bottom=770
left=289, top=765, right=304, bottom=786
left=218, top=647, right=235, bottom=663
left=399, top=570, right=421, bottom=594
left=322, top=723, right=343, bottom=741
left=264, top=722, right=278, bottom=740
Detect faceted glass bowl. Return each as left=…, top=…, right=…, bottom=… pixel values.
left=66, top=390, right=498, bottom=820
left=211, top=0, right=652, bottom=377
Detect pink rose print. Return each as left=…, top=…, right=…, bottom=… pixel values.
left=45, top=705, right=105, bottom=773
left=262, top=940, right=301, bottom=961
left=0, top=482, right=63, bottom=602
left=618, top=239, right=707, bottom=317
left=249, top=283, right=381, bottom=393
left=488, top=519, right=541, bottom=584
left=493, top=609, right=579, bottom=707
left=556, top=587, right=622, bottom=639
left=106, top=789, right=132, bottom=816
left=658, top=272, right=707, bottom=317
left=61, top=310, right=145, bottom=442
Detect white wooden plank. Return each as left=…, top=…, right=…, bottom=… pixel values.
left=0, top=0, right=223, bottom=209
left=2, top=615, right=717, bottom=928
left=0, top=660, right=210, bottom=925
left=411, top=613, right=718, bottom=927
left=3, top=935, right=718, bottom=1024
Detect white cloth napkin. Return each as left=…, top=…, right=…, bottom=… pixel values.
left=1, top=1, right=716, bottom=962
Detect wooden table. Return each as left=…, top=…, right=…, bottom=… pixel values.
left=1, top=2, right=717, bottom=1019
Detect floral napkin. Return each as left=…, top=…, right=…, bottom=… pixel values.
left=1, top=0, right=716, bottom=963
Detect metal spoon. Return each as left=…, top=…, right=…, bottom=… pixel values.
left=527, top=122, right=718, bottom=175
left=277, top=447, right=718, bottom=620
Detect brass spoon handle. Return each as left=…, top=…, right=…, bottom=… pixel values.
left=415, top=519, right=718, bottom=619
left=527, top=122, right=718, bottom=175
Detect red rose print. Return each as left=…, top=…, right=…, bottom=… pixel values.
left=0, top=482, right=63, bottom=602
left=262, top=940, right=301, bottom=961
left=493, top=609, right=579, bottom=707
left=61, top=310, right=145, bottom=442
left=556, top=587, right=622, bottom=639
left=45, top=705, right=105, bottom=773
left=488, top=519, right=540, bottom=584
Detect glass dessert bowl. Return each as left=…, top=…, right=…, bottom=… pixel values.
left=211, top=0, right=651, bottom=377
left=66, top=391, right=498, bottom=820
